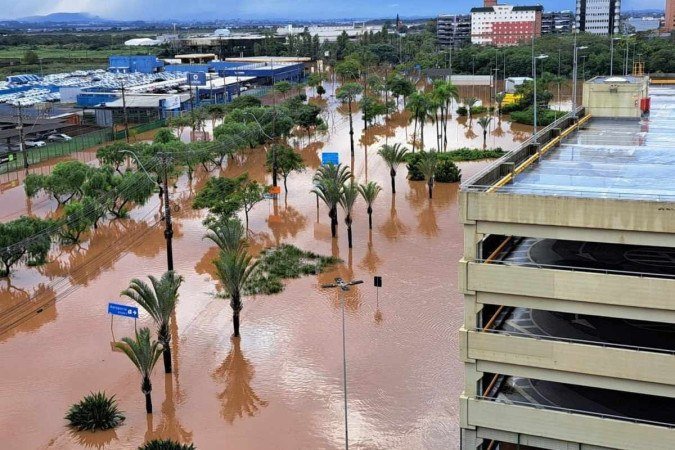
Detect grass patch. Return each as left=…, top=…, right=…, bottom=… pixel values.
left=246, top=245, right=340, bottom=295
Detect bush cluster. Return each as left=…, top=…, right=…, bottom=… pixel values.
left=509, top=108, right=562, bottom=126
left=65, top=392, right=125, bottom=432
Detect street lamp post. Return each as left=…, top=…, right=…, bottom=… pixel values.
left=320, top=277, right=364, bottom=450
left=610, top=36, right=621, bottom=76
left=533, top=54, right=548, bottom=146
left=571, top=34, right=588, bottom=120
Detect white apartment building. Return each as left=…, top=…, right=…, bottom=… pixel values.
left=575, top=0, right=621, bottom=34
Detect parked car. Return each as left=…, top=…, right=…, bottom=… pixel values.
left=25, top=140, right=46, bottom=148
left=47, top=133, right=72, bottom=142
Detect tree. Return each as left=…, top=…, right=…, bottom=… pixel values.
left=294, top=104, right=323, bottom=141
left=311, top=163, right=351, bottom=238
left=108, top=171, right=156, bottom=218
left=153, top=128, right=178, bottom=144
left=204, top=218, right=246, bottom=254
left=377, top=143, right=409, bottom=194
left=266, top=145, right=305, bottom=193
left=477, top=117, right=493, bottom=148
left=316, top=85, right=326, bottom=98
left=0, top=216, right=55, bottom=277
left=339, top=182, right=359, bottom=248
left=60, top=198, right=98, bottom=244
left=237, top=179, right=266, bottom=230
left=24, top=160, right=91, bottom=205
left=193, top=174, right=248, bottom=221
left=406, top=93, right=432, bottom=151
left=495, top=92, right=505, bottom=115
left=386, top=75, right=415, bottom=106
left=336, top=82, right=363, bottom=158
left=214, top=249, right=259, bottom=338
left=358, top=182, right=382, bottom=229
left=96, top=142, right=130, bottom=174
left=121, top=271, right=184, bottom=374
left=335, top=59, right=361, bottom=81
left=273, top=81, right=292, bottom=99
left=432, top=80, right=460, bottom=151
left=464, top=97, right=478, bottom=121
left=23, top=49, right=39, bottom=65
left=418, top=151, right=439, bottom=199
left=224, top=95, right=262, bottom=112
left=114, top=327, right=163, bottom=414
left=306, top=72, right=325, bottom=96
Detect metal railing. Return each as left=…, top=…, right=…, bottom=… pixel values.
left=461, top=184, right=675, bottom=202
left=472, top=258, right=675, bottom=280
left=473, top=327, right=675, bottom=356
left=472, top=395, right=675, bottom=429
left=461, top=107, right=584, bottom=189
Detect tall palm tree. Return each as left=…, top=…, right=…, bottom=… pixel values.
left=433, top=80, right=460, bottom=151
left=114, top=327, right=163, bottom=414
left=121, top=272, right=184, bottom=374
left=495, top=92, right=505, bottom=116
left=336, top=83, right=363, bottom=158
left=215, top=250, right=259, bottom=338
left=311, top=163, right=351, bottom=238
left=406, top=92, right=429, bottom=151
left=339, top=182, right=359, bottom=248
left=358, top=181, right=382, bottom=229
left=205, top=218, right=246, bottom=254
left=418, top=151, right=439, bottom=199
left=477, top=117, right=493, bottom=148
left=377, top=143, right=409, bottom=194
left=464, top=97, right=478, bottom=122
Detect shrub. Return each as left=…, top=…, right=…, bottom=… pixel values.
left=406, top=148, right=503, bottom=181
left=456, top=106, right=468, bottom=116
left=138, top=440, right=196, bottom=450
left=65, top=392, right=125, bottom=432
left=509, top=108, right=562, bottom=126
left=406, top=153, right=425, bottom=181
left=500, top=102, right=523, bottom=114
left=470, top=106, right=488, bottom=115
left=435, top=160, right=462, bottom=183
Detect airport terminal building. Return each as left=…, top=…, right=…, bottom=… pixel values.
left=458, top=85, right=675, bottom=449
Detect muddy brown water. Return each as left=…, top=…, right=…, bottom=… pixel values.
left=0, top=90, right=529, bottom=449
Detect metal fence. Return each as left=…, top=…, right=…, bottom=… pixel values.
left=112, top=119, right=166, bottom=140
left=0, top=128, right=112, bottom=175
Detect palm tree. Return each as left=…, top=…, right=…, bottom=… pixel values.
left=405, top=92, right=427, bottom=151
left=358, top=182, right=382, bottom=229
left=418, top=151, right=439, bottom=199
left=377, top=143, right=409, bottom=194
left=432, top=80, right=460, bottom=151
left=336, top=83, right=363, bottom=158
left=464, top=97, right=478, bottom=122
left=311, top=163, right=351, bottom=238
left=495, top=92, right=505, bottom=116
left=114, top=327, right=163, bottom=414
left=121, top=272, right=184, bottom=374
left=215, top=250, right=259, bottom=338
left=339, top=181, right=359, bottom=248
left=477, top=117, right=493, bottom=148
left=204, top=218, right=246, bottom=254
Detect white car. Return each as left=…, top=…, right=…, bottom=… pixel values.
left=47, top=133, right=72, bottom=142
left=25, top=140, right=46, bottom=148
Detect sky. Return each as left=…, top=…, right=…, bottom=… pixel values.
left=2, top=0, right=665, bottom=21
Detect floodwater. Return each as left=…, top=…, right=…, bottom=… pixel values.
left=0, top=86, right=529, bottom=449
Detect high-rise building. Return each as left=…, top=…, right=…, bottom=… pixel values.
left=471, top=2, right=543, bottom=46
left=458, top=80, right=675, bottom=449
left=541, top=10, right=575, bottom=34
left=665, top=0, right=675, bottom=32
left=437, top=14, right=472, bottom=48
left=575, top=0, right=621, bottom=35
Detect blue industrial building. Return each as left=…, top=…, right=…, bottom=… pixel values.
left=163, top=61, right=305, bottom=83
left=108, top=56, right=165, bottom=74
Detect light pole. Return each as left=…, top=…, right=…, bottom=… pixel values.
left=320, top=277, right=364, bottom=450
left=610, top=36, right=621, bottom=76
left=571, top=34, right=588, bottom=119
left=533, top=54, right=548, bottom=146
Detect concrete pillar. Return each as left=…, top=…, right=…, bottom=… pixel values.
left=461, top=428, right=481, bottom=450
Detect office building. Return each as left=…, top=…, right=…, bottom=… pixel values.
left=575, top=0, right=621, bottom=35
left=437, top=14, right=472, bottom=48
left=458, top=83, right=675, bottom=449
left=665, top=0, right=675, bottom=32
left=471, top=1, right=543, bottom=46
left=541, top=10, right=574, bottom=34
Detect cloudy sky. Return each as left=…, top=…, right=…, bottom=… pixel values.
left=3, top=0, right=665, bottom=20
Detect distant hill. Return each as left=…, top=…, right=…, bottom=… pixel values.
left=17, top=12, right=109, bottom=24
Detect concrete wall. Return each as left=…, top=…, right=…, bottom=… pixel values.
left=582, top=78, right=648, bottom=118
left=461, top=396, right=675, bottom=450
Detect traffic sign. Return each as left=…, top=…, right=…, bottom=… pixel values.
left=374, top=276, right=382, bottom=287
left=321, top=152, right=339, bottom=166
left=108, top=302, right=139, bottom=319
left=189, top=72, right=207, bottom=86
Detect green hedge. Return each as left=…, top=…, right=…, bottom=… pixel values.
left=509, top=108, right=563, bottom=126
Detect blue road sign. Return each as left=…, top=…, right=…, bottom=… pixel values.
left=189, top=72, right=207, bottom=86
left=108, top=302, right=139, bottom=319
left=321, top=152, right=340, bottom=166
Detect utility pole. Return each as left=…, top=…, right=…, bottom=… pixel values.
left=16, top=103, right=29, bottom=173
left=158, top=152, right=175, bottom=271
left=121, top=84, right=130, bottom=143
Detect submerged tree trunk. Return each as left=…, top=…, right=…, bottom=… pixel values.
left=390, top=168, right=397, bottom=194
left=346, top=216, right=353, bottom=248
left=145, top=392, right=153, bottom=414
left=348, top=100, right=355, bottom=158
left=329, top=206, right=338, bottom=238
left=159, top=326, right=172, bottom=374
left=367, top=207, right=373, bottom=229
left=428, top=180, right=434, bottom=199
left=143, top=377, right=153, bottom=414
left=233, top=311, right=241, bottom=337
